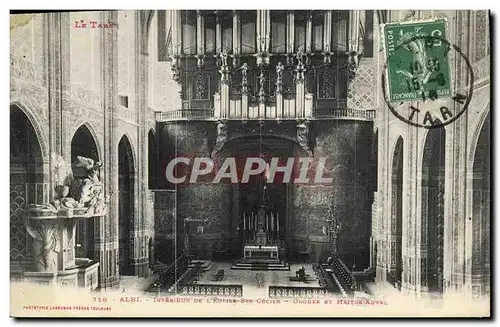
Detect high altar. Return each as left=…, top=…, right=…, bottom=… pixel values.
left=242, top=202, right=279, bottom=261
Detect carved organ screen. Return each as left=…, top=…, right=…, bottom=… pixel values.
left=241, top=11, right=257, bottom=54
left=182, top=10, right=197, bottom=55
left=271, top=11, right=287, bottom=53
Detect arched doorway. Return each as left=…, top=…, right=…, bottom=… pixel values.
left=118, top=136, right=135, bottom=276
left=390, top=136, right=403, bottom=289
left=148, top=129, right=158, bottom=189
left=10, top=105, right=44, bottom=273
left=71, top=124, right=99, bottom=259
left=472, top=113, right=490, bottom=297
left=421, top=126, right=445, bottom=294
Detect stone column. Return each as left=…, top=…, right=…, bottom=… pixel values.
left=47, top=12, right=71, bottom=194
left=133, top=10, right=150, bottom=277
left=99, top=10, right=120, bottom=289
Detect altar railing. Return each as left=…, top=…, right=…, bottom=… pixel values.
left=268, top=286, right=328, bottom=298
left=179, top=284, right=243, bottom=297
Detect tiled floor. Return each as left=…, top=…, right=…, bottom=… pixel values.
left=195, top=262, right=321, bottom=298
left=198, top=262, right=320, bottom=287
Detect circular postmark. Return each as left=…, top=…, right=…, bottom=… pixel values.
left=382, top=33, right=474, bottom=129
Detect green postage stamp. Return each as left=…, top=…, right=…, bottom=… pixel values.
left=383, top=19, right=452, bottom=103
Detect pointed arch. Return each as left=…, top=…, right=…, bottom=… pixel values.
left=421, top=125, right=446, bottom=294
left=389, top=136, right=403, bottom=289
left=10, top=105, right=45, bottom=268
left=118, top=134, right=136, bottom=276
left=71, top=124, right=101, bottom=260
left=10, top=102, right=48, bottom=159
left=471, top=111, right=490, bottom=297
left=148, top=128, right=158, bottom=189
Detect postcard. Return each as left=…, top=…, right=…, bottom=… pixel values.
left=9, top=9, right=491, bottom=318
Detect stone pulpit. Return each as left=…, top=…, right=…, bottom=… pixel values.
left=24, top=155, right=109, bottom=289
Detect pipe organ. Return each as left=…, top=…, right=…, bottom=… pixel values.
left=164, top=10, right=372, bottom=120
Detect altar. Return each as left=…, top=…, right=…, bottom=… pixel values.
left=244, top=245, right=279, bottom=260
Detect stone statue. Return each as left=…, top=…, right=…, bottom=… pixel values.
left=296, top=121, right=312, bottom=156
left=276, top=62, right=284, bottom=81
left=69, top=156, right=108, bottom=214
left=212, top=121, right=228, bottom=157
left=51, top=152, right=71, bottom=187
left=221, top=49, right=229, bottom=67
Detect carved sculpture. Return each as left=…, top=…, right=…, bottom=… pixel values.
left=218, top=50, right=231, bottom=86
left=170, top=55, right=181, bottom=84
left=241, top=63, right=249, bottom=95
left=211, top=120, right=228, bottom=157
left=258, top=68, right=266, bottom=103
left=296, top=121, right=313, bottom=156
left=51, top=152, right=71, bottom=187
left=70, top=156, right=104, bottom=209
left=276, top=62, right=284, bottom=94
left=26, top=218, right=59, bottom=271
left=294, top=50, right=307, bottom=84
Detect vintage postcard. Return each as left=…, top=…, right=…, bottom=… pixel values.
left=9, top=9, right=491, bottom=318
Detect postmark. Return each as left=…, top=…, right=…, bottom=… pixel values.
left=381, top=19, right=474, bottom=129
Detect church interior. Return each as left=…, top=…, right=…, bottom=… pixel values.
left=10, top=10, right=490, bottom=301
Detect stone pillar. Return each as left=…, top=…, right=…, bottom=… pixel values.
left=133, top=10, right=150, bottom=277
left=47, top=12, right=71, bottom=194
left=99, top=10, right=120, bottom=289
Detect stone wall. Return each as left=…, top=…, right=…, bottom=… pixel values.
left=290, top=121, right=373, bottom=268
left=158, top=121, right=233, bottom=260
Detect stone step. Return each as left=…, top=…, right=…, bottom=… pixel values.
left=231, top=261, right=290, bottom=271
